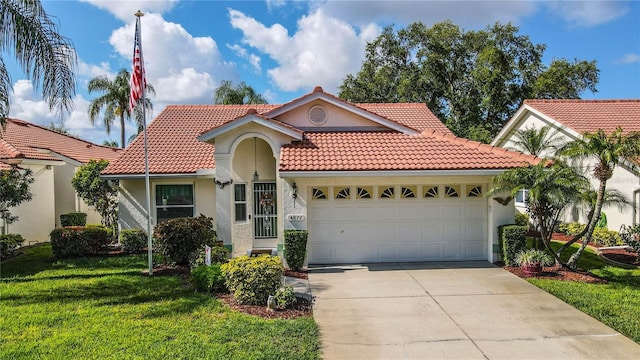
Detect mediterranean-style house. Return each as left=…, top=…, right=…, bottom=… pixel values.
left=492, top=99, right=640, bottom=232
left=0, top=118, right=122, bottom=242
left=102, top=87, right=539, bottom=264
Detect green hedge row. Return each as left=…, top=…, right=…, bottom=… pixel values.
left=50, top=226, right=111, bottom=258
left=284, top=229, right=308, bottom=271
left=60, top=212, right=87, bottom=227
left=120, top=229, right=148, bottom=254
left=0, top=234, right=25, bottom=260
left=499, top=225, right=527, bottom=266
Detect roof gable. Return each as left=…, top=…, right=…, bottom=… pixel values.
left=0, top=118, right=121, bottom=164
left=197, top=109, right=303, bottom=143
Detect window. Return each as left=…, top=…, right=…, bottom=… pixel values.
left=401, top=186, right=417, bottom=198
left=357, top=187, right=372, bottom=199
left=424, top=186, right=439, bottom=198
left=156, top=184, right=194, bottom=224
left=515, top=189, right=529, bottom=206
left=379, top=186, right=395, bottom=199
left=467, top=185, right=482, bottom=197
left=445, top=186, right=460, bottom=198
left=312, top=187, right=327, bottom=200
left=234, top=184, right=247, bottom=221
left=335, top=187, right=350, bottom=199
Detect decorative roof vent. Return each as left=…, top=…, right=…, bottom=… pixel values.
left=308, top=105, right=327, bottom=126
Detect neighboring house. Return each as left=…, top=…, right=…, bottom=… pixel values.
left=0, top=118, right=122, bottom=241
left=102, top=87, right=539, bottom=264
left=492, top=99, right=640, bottom=232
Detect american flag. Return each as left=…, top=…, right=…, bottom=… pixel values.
left=129, top=17, right=145, bottom=112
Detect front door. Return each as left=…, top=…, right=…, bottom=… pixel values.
left=254, top=182, right=277, bottom=239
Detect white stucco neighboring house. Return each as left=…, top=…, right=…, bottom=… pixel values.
left=492, top=99, right=640, bottom=232
left=0, top=118, right=122, bottom=242
left=102, top=87, right=540, bottom=264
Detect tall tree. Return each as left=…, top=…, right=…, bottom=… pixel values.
left=0, top=0, right=76, bottom=126
left=87, top=68, right=154, bottom=148
left=214, top=80, right=267, bottom=105
left=339, top=21, right=599, bottom=142
left=490, top=162, right=588, bottom=265
left=560, top=127, right=640, bottom=268
left=71, top=159, right=118, bottom=232
left=0, top=167, right=34, bottom=233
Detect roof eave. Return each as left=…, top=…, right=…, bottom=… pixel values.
left=198, top=115, right=303, bottom=143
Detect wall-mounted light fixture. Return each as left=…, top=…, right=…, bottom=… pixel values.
left=291, top=182, right=298, bottom=200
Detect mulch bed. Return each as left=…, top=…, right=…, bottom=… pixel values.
left=217, top=293, right=312, bottom=319
left=599, top=248, right=640, bottom=267
left=284, top=269, right=308, bottom=279
left=504, top=265, right=607, bottom=284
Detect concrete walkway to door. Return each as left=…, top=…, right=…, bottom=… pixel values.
left=308, top=262, right=640, bottom=359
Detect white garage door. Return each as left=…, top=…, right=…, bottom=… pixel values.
left=308, top=186, right=487, bottom=264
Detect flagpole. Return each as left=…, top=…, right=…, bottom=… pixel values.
left=134, top=10, right=153, bottom=275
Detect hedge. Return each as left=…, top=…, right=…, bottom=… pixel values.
left=120, top=229, right=147, bottom=254
left=221, top=255, right=284, bottom=305
left=60, top=212, right=87, bottom=227
left=154, top=215, right=216, bottom=266
left=499, top=225, right=527, bottom=266
left=0, top=233, right=25, bottom=260
left=284, top=229, right=308, bottom=271
left=50, top=226, right=111, bottom=258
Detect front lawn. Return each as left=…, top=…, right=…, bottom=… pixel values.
left=528, top=242, right=640, bottom=344
left=0, top=244, right=319, bottom=359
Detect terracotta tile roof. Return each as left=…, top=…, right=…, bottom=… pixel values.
left=280, top=130, right=540, bottom=172
left=0, top=118, right=121, bottom=164
left=102, top=105, right=277, bottom=175
left=524, top=99, right=640, bottom=135
left=355, top=103, right=451, bottom=133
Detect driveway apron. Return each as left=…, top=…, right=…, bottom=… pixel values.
left=308, top=262, right=640, bottom=360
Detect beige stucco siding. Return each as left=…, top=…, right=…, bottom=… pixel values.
left=118, top=177, right=216, bottom=232
left=276, top=100, right=383, bottom=129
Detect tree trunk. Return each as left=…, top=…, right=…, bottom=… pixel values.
left=119, top=114, right=126, bottom=149
left=566, top=179, right=607, bottom=269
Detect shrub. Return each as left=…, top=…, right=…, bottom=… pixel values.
left=120, top=229, right=147, bottom=254
left=274, top=285, right=296, bottom=308
left=558, top=222, right=621, bottom=246
left=0, top=233, right=25, bottom=259
left=221, top=255, right=284, bottom=305
left=60, top=212, right=87, bottom=227
left=191, top=264, right=226, bottom=293
left=284, top=230, right=308, bottom=271
left=620, top=224, right=640, bottom=260
left=195, top=245, right=229, bottom=266
left=50, top=226, right=110, bottom=258
left=514, top=213, right=529, bottom=227
left=153, top=215, right=216, bottom=266
left=499, top=225, right=527, bottom=266
left=515, top=248, right=554, bottom=266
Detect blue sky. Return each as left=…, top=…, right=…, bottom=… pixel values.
left=5, top=0, right=640, bottom=146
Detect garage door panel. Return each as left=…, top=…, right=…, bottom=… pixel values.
left=309, top=195, right=488, bottom=264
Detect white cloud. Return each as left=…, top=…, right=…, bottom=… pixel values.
left=249, top=54, right=262, bottom=74
left=616, top=53, right=640, bottom=64
left=109, top=13, right=235, bottom=106
left=77, top=60, right=113, bottom=79
left=314, top=0, right=537, bottom=28
left=229, top=8, right=380, bottom=92
left=80, top=0, right=178, bottom=21
left=546, top=1, right=628, bottom=27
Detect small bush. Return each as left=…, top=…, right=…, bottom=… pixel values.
left=191, top=264, right=226, bottom=293
left=120, top=229, right=147, bottom=254
left=558, top=222, right=621, bottom=246
left=60, top=212, right=87, bottom=227
left=154, top=215, right=216, bottom=266
left=221, top=255, right=284, bottom=305
left=0, top=233, right=25, bottom=259
left=500, top=225, right=527, bottom=266
left=195, top=245, right=229, bottom=266
left=514, top=213, right=529, bottom=227
left=284, top=230, right=308, bottom=271
left=50, top=226, right=110, bottom=258
left=620, top=224, right=640, bottom=260
left=515, top=248, right=554, bottom=266
left=274, top=285, right=296, bottom=308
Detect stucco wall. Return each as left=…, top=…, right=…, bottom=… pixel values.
left=6, top=163, right=56, bottom=242
left=118, top=177, right=217, bottom=233
left=502, top=112, right=640, bottom=231
left=277, top=100, right=382, bottom=129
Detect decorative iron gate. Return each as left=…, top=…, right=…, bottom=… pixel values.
left=254, top=183, right=277, bottom=238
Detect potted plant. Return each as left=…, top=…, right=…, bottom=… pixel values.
left=515, top=249, right=554, bottom=276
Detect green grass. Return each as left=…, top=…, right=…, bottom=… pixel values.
left=528, top=241, right=640, bottom=344
left=0, top=244, right=319, bottom=360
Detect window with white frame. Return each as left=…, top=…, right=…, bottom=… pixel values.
left=156, top=184, right=194, bottom=224
left=234, top=183, right=247, bottom=222
left=515, top=189, right=529, bottom=206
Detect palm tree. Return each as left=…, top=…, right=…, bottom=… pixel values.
left=560, top=127, right=640, bottom=268
left=213, top=80, right=267, bottom=105
left=1, top=0, right=76, bottom=126
left=490, top=162, right=588, bottom=265
left=506, top=125, right=563, bottom=158
left=87, top=68, right=154, bottom=148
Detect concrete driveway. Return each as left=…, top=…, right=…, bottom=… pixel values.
left=308, top=262, right=640, bottom=360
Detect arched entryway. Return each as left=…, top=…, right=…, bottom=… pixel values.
left=231, top=136, right=278, bottom=250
